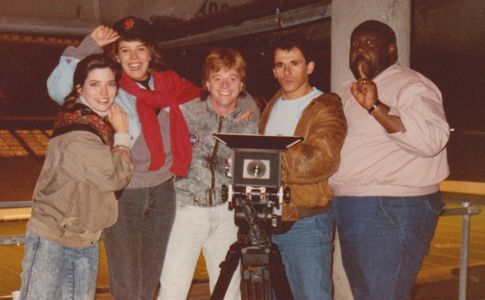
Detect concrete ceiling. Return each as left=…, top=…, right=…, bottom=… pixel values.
left=0, top=0, right=483, bottom=56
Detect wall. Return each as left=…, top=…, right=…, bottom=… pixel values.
left=0, top=0, right=483, bottom=58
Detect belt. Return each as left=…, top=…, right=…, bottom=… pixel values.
left=296, top=205, right=331, bottom=218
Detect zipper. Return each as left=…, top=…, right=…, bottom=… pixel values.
left=208, top=115, right=224, bottom=206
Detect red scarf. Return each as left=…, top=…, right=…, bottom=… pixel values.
left=119, top=71, right=200, bottom=176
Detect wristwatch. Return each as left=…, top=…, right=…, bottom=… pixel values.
left=368, top=99, right=382, bottom=114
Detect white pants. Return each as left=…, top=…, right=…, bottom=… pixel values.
left=158, top=203, right=241, bottom=300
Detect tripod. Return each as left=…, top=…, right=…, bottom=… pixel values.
left=211, top=195, right=293, bottom=300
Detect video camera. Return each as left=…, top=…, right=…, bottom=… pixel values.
left=213, top=133, right=302, bottom=232
left=211, top=133, right=301, bottom=300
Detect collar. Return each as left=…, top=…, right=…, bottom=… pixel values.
left=205, top=96, right=242, bottom=119
left=78, top=96, right=109, bottom=117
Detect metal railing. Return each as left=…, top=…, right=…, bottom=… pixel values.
left=0, top=201, right=31, bottom=246
left=440, top=201, right=481, bottom=300
left=0, top=200, right=482, bottom=300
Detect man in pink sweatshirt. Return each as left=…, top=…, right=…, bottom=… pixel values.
left=330, top=20, right=449, bottom=300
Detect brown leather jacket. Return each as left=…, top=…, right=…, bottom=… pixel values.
left=259, top=92, right=347, bottom=221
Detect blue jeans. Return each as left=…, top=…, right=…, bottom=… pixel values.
left=103, top=179, right=176, bottom=300
left=19, top=231, right=98, bottom=300
left=333, top=193, right=444, bottom=300
left=272, top=212, right=334, bottom=300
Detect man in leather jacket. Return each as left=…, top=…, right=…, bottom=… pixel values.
left=259, top=35, right=347, bottom=300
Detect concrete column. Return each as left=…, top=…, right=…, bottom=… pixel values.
left=330, top=1, right=411, bottom=299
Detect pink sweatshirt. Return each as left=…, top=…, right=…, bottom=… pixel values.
left=330, top=64, right=449, bottom=197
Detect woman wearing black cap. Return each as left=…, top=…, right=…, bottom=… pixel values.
left=47, top=16, right=201, bottom=300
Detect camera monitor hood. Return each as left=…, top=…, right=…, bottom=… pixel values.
left=213, top=133, right=303, bottom=187
left=213, top=133, right=303, bottom=151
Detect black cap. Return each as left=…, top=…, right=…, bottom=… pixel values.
left=112, top=16, right=156, bottom=43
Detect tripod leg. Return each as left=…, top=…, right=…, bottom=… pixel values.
left=240, top=247, right=273, bottom=300
left=211, top=241, right=244, bottom=300
left=268, top=244, right=294, bottom=300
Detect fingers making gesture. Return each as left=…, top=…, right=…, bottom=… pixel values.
left=350, top=64, right=379, bottom=111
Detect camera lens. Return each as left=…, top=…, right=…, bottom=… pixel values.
left=246, top=160, right=266, bottom=178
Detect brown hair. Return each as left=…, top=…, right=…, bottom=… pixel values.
left=270, top=34, right=315, bottom=64
left=63, top=54, right=120, bottom=110
left=110, top=37, right=165, bottom=72
left=200, top=48, right=247, bottom=100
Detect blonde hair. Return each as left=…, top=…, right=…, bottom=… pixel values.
left=201, top=48, right=247, bottom=100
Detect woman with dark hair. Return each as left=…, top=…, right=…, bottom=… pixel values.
left=20, top=54, right=133, bottom=300
left=46, top=17, right=201, bottom=299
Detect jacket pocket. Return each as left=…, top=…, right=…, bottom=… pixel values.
left=61, top=187, right=118, bottom=233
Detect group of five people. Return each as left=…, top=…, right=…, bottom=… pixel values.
left=19, top=15, right=449, bottom=300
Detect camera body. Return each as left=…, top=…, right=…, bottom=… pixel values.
left=232, top=149, right=280, bottom=187
left=213, top=133, right=302, bottom=228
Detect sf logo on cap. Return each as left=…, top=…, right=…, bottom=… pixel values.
left=123, top=18, right=135, bottom=31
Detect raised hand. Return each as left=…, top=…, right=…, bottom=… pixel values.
left=91, top=25, right=120, bottom=47
left=350, top=64, right=379, bottom=110
left=108, top=104, right=129, bottom=133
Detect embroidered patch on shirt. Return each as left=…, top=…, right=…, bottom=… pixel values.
left=189, top=133, right=200, bottom=147
left=238, top=111, right=253, bottom=122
